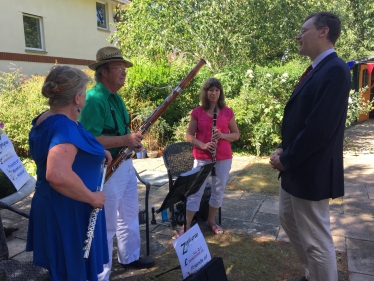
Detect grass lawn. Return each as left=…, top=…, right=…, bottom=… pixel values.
left=227, top=156, right=281, bottom=195
left=137, top=230, right=348, bottom=281
left=135, top=156, right=348, bottom=281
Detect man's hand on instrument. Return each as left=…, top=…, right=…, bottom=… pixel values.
left=124, top=132, right=144, bottom=148
left=103, top=150, right=112, bottom=166
left=133, top=143, right=144, bottom=152
left=91, top=191, right=105, bottom=209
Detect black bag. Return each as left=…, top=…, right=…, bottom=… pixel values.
left=198, top=183, right=211, bottom=221
left=183, top=257, right=228, bottom=281
left=174, top=202, right=185, bottom=226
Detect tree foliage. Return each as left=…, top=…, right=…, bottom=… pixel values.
left=111, top=0, right=373, bottom=70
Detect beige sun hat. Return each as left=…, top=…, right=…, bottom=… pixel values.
left=88, top=46, right=133, bottom=70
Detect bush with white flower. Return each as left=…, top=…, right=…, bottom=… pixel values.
left=346, top=87, right=373, bottom=127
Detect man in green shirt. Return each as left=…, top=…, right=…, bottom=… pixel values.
left=79, top=47, right=155, bottom=281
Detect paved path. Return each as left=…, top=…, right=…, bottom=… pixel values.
left=2, top=120, right=374, bottom=281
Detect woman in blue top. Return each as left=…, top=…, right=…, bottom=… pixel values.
left=26, top=65, right=112, bottom=281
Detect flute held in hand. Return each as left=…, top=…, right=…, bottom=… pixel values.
left=83, top=164, right=107, bottom=260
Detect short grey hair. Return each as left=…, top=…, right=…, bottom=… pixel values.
left=42, top=65, right=91, bottom=107
left=94, top=64, right=109, bottom=82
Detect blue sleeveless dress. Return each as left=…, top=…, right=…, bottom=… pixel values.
left=26, top=114, right=109, bottom=281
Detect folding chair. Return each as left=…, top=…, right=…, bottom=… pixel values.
left=162, top=142, right=221, bottom=227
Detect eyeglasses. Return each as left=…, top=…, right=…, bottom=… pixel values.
left=108, top=67, right=127, bottom=73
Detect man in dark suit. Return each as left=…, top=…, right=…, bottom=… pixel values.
left=269, top=12, right=350, bottom=281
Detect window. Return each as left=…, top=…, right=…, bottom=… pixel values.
left=362, top=68, right=368, bottom=88
left=96, top=2, right=108, bottom=29
left=23, top=14, right=44, bottom=50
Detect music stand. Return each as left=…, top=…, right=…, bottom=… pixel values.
left=157, top=162, right=215, bottom=232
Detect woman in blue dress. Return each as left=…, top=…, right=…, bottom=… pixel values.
left=26, top=65, right=112, bottom=281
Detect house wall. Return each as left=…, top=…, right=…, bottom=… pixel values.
left=0, top=0, right=125, bottom=77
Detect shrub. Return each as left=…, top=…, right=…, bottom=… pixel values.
left=346, top=87, right=373, bottom=127
left=0, top=70, right=47, bottom=157
left=229, top=62, right=305, bottom=156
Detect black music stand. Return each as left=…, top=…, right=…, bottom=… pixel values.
left=157, top=162, right=215, bottom=232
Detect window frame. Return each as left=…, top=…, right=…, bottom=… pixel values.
left=96, top=2, right=109, bottom=30
left=23, top=13, right=45, bottom=51
left=362, top=68, right=368, bottom=88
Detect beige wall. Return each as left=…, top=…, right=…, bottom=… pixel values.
left=0, top=61, right=87, bottom=77
left=0, top=0, right=125, bottom=77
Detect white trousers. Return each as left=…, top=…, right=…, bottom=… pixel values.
left=279, top=187, right=338, bottom=281
left=98, top=159, right=140, bottom=281
left=186, top=159, right=232, bottom=212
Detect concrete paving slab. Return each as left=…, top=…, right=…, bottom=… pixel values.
left=137, top=171, right=169, bottom=186
left=259, top=195, right=279, bottom=214
left=133, top=158, right=166, bottom=173
left=367, top=186, right=374, bottom=199
left=347, top=238, right=374, bottom=276
left=349, top=272, right=374, bottom=281
left=332, top=235, right=346, bottom=252
left=344, top=178, right=369, bottom=187
left=344, top=186, right=369, bottom=199
left=223, top=190, right=245, bottom=199
left=343, top=198, right=374, bottom=217
left=331, top=213, right=374, bottom=241
left=12, top=250, right=33, bottom=262
left=219, top=217, right=279, bottom=240
left=221, top=198, right=259, bottom=222
left=253, top=212, right=280, bottom=226
left=240, top=192, right=267, bottom=202
left=7, top=238, right=26, bottom=258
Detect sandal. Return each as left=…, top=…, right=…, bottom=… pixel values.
left=207, top=223, right=223, bottom=235
left=172, top=228, right=185, bottom=240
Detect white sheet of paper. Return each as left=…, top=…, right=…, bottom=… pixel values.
left=172, top=223, right=211, bottom=279
left=0, top=134, right=29, bottom=190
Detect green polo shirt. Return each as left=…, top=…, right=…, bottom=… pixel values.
left=78, top=82, right=130, bottom=156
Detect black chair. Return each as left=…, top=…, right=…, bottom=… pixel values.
left=0, top=201, right=49, bottom=281
left=162, top=142, right=221, bottom=228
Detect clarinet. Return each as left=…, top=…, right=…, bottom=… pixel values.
left=211, top=105, right=217, bottom=176
left=105, top=59, right=206, bottom=181
left=83, top=164, right=107, bottom=260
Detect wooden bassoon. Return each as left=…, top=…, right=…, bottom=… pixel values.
left=105, top=58, right=206, bottom=180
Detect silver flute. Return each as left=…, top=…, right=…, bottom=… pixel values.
left=83, top=164, right=107, bottom=260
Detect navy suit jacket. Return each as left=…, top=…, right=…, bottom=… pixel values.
left=279, top=53, right=351, bottom=201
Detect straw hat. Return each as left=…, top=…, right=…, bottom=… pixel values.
left=89, top=46, right=133, bottom=70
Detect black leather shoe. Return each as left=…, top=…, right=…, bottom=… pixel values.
left=120, top=257, right=155, bottom=269
left=288, top=277, right=308, bottom=281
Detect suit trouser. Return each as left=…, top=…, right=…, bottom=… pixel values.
left=279, top=187, right=338, bottom=281
left=98, top=159, right=140, bottom=281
